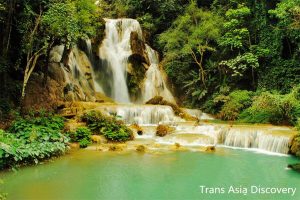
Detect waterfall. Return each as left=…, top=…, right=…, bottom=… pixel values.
left=219, top=128, right=291, bottom=154
left=98, top=19, right=143, bottom=103
left=142, top=45, right=175, bottom=103
left=95, top=104, right=184, bottom=125
left=85, top=39, right=104, bottom=93
left=183, top=108, right=215, bottom=120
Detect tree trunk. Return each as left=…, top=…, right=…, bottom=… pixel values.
left=1, top=0, right=16, bottom=57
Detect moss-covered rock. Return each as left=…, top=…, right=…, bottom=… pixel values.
left=205, top=146, right=216, bottom=152
left=290, top=134, right=300, bottom=157
left=130, top=123, right=143, bottom=135
left=136, top=145, right=146, bottom=152
left=156, top=124, right=175, bottom=137
left=108, top=144, right=126, bottom=151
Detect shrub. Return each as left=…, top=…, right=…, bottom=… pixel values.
left=0, top=113, right=69, bottom=170
left=68, top=127, right=92, bottom=148
left=290, top=119, right=300, bottom=157
left=81, top=111, right=133, bottom=142
left=218, top=90, right=253, bottom=120
left=239, top=88, right=300, bottom=125
left=239, top=92, right=282, bottom=124
left=202, top=86, right=231, bottom=115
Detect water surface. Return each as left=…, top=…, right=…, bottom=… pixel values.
left=1, top=148, right=300, bottom=200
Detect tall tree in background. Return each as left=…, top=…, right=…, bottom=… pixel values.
left=19, top=0, right=101, bottom=103
left=159, top=1, right=222, bottom=102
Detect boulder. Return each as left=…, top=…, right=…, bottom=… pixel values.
left=205, top=146, right=216, bottom=152
left=130, top=123, right=143, bottom=135
left=289, top=135, right=300, bottom=157
left=156, top=124, right=175, bottom=137
left=287, top=163, right=300, bottom=173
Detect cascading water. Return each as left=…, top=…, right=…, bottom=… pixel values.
left=95, top=104, right=183, bottom=125
left=98, top=19, right=143, bottom=103
left=96, top=18, right=176, bottom=103
left=95, top=103, right=293, bottom=154
left=85, top=39, right=104, bottom=93
left=142, top=45, right=175, bottom=103
left=49, top=18, right=294, bottom=155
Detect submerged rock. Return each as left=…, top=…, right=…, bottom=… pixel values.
left=205, top=146, right=216, bottom=152
left=287, top=163, right=300, bottom=173
left=108, top=144, right=126, bottom=151
left=136, top=145, right=146, bottom=152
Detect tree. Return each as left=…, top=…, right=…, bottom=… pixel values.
left=19, top=0, right=101, bottom=103
left=159, top=1, right=222, bottom=87
left=218, top=4, right=259, bottom=78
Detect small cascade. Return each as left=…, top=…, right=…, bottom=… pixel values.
left=142, top=45, right=175, bottom=103
left=219, top=127, right=291, bottom=154
left=49, top=44, right=96, bottom=101
left=98, top=19, right=143, bottom=103
left=130, top=118, right=293, bottom=154
left=95, top=104, right=184, bottom=125
left=183, top=108, right=215, bottom=120
left=85, top=39, right=104, bottom=93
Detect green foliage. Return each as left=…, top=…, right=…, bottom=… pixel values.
left=218, top=90, right=253, bottom=120
left=218, top=5, right=251, bottom=49
left=239, top=88, right=300, bottom=125
left=68, top=127, right=92, bottom=148
left=42, top=0, right=100, bottom=47
left=159, top=1, right=223, bottom=104
left=81, top=111, right=133, bottom=142
left=202, top=85, right=231, bottom=114
left=0, top=113, right=68, bottom=170
left=219, top=53, right=259, bottom=77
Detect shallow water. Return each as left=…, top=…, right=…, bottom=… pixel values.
left=1, top=148, right=300, bottom=200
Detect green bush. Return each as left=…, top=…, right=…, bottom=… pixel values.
left=68, top=127, right=92, bottom=148
left=239, top=88, right=300, bottom=125
left=0, top=113, right=69, bottom=170
left=81, top=111, right=133, bottom=142
left=218, top=90, right=253, bottom=120
left=202, top=86, right=231, bottom=115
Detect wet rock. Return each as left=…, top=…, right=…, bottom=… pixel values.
left=287, top=163, right=300, bottom=172
left=156, top=124, right=175, bottom=137
left=49, top=45, right=65, bottom=63
left=23, top=73, right=64, bottom=111
left=205, top=146, right=216, bottom=152
left=48, top=63, right=65, bottom=83
left=130, top=123, right=143, bottom=135
left=175, top=143, right=181, bottom=149
left=108, top=144, right=126, bottom=151
left=130, top=31, right=148, bottom=65
left=289, top=134, right=300, bottom=157
left=136, top=145, right=146, bottom=152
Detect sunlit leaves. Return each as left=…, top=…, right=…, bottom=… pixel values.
left=219, top=53, right=259, bottom=77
